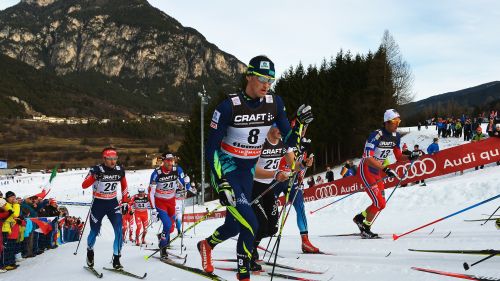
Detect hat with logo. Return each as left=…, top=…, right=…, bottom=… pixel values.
left=402, top=143, right=408, bottom=150
left=384, top=109, right=400, bottom=122
left=49, top=198, right=57, bottom=205
left=161, top=152, right=175, bottom=160
left=247, top=55, right=275, bottom=79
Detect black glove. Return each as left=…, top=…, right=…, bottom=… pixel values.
left=299, top=138, right=312, bottom=154
left=296, top=104, right=314, bottom=124
left=383, top=167, right=400, bottom=180
left=218, top=179, right=236, bottom=207
left=94, top=171, right=104, bottom=180
left=8, top=209, right=14, bottom=215
left=129, top=211, right=134, bottom=216
left=409, top=151, right=420, bottom=161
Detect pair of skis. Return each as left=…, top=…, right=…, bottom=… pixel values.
left=156, top=256, right=327, bottom=281
left=410, top=249, right=499, bottom=280
left=84, top=266, right=147, bottom=279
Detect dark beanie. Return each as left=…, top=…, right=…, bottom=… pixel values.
left=5, top=191, right=15, bottom=199
left=247, top=55, right=275, bottom=78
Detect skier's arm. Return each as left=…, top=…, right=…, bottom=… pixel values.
left=82, top=168, right=97, bottom=189
left=363, top=131, right=386, bottom=170
left=120, top=172, right=129, bottom=202
left=148, top=170, right=157, bottom=209
left=205, top=100, right=232, bottom=190
left=274, top=96, right=298, bottom=149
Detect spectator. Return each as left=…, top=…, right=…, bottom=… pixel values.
left=427, top=138, right=440, bottom=155
left=307, top=176, right=315, bottom=188
left=464, top=119, right=472, bottom=141
left=486, top=119, right=495, bottom=137
left=401, top=143, right=411, bottom=157
left=412, top=145, right=427, bottom=186
left=418, top=122, right=421, bottom=131
left=316, top=175, right=324, bottom=185
left=495, top=124, right=500, bottom=166
left=325, top=167, right=334, bottom=182
left=1, top=191, right=20, bottom=271
left=471, top=126, right=488, bottom=170
left=340, top=160, right=356, bottom=178
left=455, top=120, right=462, bottom=138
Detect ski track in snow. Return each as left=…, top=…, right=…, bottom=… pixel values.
left=1, top=125, right=499, bottom=281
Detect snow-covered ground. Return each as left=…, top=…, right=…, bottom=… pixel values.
left=1, top=125, right=499, bottom=281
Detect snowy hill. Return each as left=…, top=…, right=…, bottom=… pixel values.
left=1, top=125, right=499, bottom=281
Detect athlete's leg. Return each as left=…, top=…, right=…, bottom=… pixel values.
left=157, top=207, right=172, bottom=248
left=358, top=160, right=386, bottom=224
left=105, top=202, right=123, bottom=255
left=87, top=200, right=108, bottom=250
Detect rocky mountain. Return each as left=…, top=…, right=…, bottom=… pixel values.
left=0, top=0, right=246, bottom=115
left=399, top=81, right=500, bottom=124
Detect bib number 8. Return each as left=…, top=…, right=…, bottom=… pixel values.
left=248, top=129, right=260, bottom=144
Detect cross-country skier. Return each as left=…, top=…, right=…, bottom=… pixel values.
left=250, top=124, right=315, bottom=271
left=353, top=109, right=419, bottom=238
left=120, top=199, right=134, bottom=243
left=82, top=147, right=129, bottom=269
left=130, top=186, right=150, bottom=246
left=273, top=133, right=319, bottom=253
left=197, top=55, right=313, bottom=281
left=148, top=152, right=191, bottom=258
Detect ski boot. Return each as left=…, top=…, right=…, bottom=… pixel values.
left=353, top=213, right=379, bottom=239
left=301, top=233, right=320, bottom=253
left=129, top=233, right=134, bottom=242
left=249, top=248, right=262, bottom=271
left=496, top=218, right=500, bottom=230
left=112, top=254, right=123, bottom=270
left=86, top=248, right=94, bottom=268
left=197, top=240, right=214, bottom=273
left=236, top=254, right=250, bottom=280
left=135, top=237, right=140, bottom=246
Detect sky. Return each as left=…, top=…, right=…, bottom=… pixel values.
left=1, top=0, right=499, bottom=101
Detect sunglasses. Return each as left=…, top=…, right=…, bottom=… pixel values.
left=104, top=157, right=118, bottom=161
left=388, top=118, right=401, bottom=125
left=250, top=71, right=275, bottom=84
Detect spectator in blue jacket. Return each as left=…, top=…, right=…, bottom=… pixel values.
left=427, top=138, right=440, bottom=155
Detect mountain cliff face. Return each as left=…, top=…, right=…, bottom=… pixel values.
left=0, top=0, right=246, bottom=114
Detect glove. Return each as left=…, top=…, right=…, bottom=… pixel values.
left=296, top=104, right=314, bottom=124
left=383, top=167, right=400, bottom=180
left=129, top=211, right=134, bottom=216
left=409, top=151, right=420, bottom=161
left=218, top=179, right=236, bottom=207
left=94, top=171, right=104, bottom=180
left=121, top=194, right=130, bottom=204
left=189, top=187, right=197, bottom=195
left=299, top=138, right=312, bottom=154
left=8, top=209, right=14, bottom=215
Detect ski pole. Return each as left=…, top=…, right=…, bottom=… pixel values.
left=269, top=174, right=303, bottom=280
left=371, top=159, right=416, bottom=225
left=463, top=252, right=497, bottom=270
left=144, top=204, right=224, bottom=260
left=481, top=205, right=500, bottom=226
left=309, top=176, right=389, bottom=215
left=263, top=168, right=302, bottom=261
left=393, top=194, right=500, bottom=240
left=73, top=198, right=94, bottom=255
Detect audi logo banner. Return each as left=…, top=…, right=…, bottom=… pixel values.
left=292, top=137, right=500, bottom=204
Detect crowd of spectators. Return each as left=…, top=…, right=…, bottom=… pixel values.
left=428, top=110, right=499, bottom=141
left=0, top=191, right=83, bottom=272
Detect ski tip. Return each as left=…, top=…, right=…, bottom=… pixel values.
left=392, top=234, right=399, bottom=241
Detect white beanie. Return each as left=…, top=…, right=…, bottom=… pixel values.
left=0, top=198, right=6, bottom=208
left=384, top=109, right=400, bottom=122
